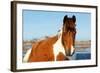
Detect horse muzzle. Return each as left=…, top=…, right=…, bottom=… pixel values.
left=65, top=47, right=75, bottom=56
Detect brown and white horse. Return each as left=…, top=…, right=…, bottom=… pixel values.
left=23, top=15, right=76, bottom=62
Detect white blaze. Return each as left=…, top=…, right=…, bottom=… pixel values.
left=71, top=45, right=75, bottom=55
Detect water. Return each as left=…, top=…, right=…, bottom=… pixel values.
left=75, top=53, right=91, bottom=60
left=72, top=48, right=91, bottom=60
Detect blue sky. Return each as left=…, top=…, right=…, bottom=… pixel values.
left=23, top=10, right=91, bottom=41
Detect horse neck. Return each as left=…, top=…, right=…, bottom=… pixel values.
left=58, top=29, right=63, bottom=41
left=56, top=29, right=64, bottom=47
left=46, top=35, right=58, bottom=45
left=46, top=26, right=62, bottom=45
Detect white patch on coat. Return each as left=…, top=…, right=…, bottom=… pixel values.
left=53, top=29, right=66, bottom=61
left=23, top=48, right=32, bottom=62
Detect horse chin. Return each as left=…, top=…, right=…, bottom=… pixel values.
left=65, top=51, right=74, bottom=60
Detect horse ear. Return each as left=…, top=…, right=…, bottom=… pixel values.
left=63, top=15, right=68, bottom=24
left=72, top=15, right=76, bottom=22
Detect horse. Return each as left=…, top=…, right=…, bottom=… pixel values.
left=23, top=15, right=76, bottom=62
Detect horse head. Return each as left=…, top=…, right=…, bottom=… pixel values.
left=62, top=15, right=76, bottom=56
